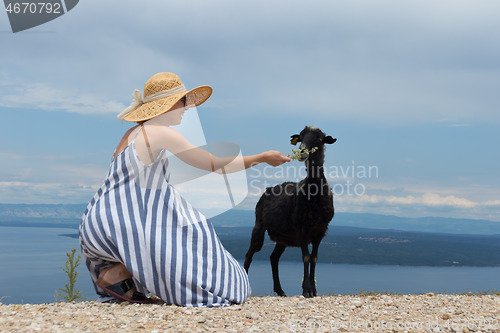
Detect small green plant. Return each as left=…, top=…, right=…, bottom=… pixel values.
left=287, top=146, right=318, bottom=160
left=55, top=248, right=85, bottom=302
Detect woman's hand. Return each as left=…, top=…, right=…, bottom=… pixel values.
left=262, top=151, right=291, bottom=167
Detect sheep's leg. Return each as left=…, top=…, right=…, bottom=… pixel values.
left=270, top=243, right=287, bottom=297
left=244, top=225, right=266, bottom=273
left=300, top=242, right=314, bottom=298
left=309, top=240, right=320, bottom=297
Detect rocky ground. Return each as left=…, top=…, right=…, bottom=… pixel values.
left=0, top=294, right=498, bottom=332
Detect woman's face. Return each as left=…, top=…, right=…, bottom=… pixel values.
left=154, top=98, right=188, bottom=126
left=171, top=98, right=187, bottom=123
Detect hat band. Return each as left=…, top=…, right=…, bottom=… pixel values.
left=117, top=84, right=187, bottom=122
left=143, top=84, right=186, bottom=103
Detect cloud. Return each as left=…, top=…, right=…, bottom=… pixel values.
left=1, top=0, right=499, bottom=124
left=353, top=193, right=478, bottom=209
left=241, top=167, right=500, bottom=220
left=335, top=192, right=500, bottom=221
left=0, top=181, right=99, bottom=204
left=1, top=0, right=499, bottom=222
left=0, top=81, right=125, bottom=114
left=0, top=150, right=107, bottom=204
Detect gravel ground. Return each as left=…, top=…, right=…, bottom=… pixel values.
left=0, top=294, right=498, bottom=332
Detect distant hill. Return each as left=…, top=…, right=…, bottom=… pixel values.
left=216, top=225, right=500, bottom=267
left=1, top=204, right=499, bottom=235
left=55, top=225, right=500, bottom=267
left=0, top=203, right=85, bottom=220
left=0, top=203, right=85, bottom=228
left=209, top=209, right=500, bottom=235
left=334, top=212, right=500, bottom=235
left=4, top=203, right=498, bottom=267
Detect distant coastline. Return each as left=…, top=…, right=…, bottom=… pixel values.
left=2, top=225, right=499, bottom=267
left=1, top=226, right=499, bottom=305
left=1, top=203, right=500, bottom=234
left=1, top=204, right=500, bottom=267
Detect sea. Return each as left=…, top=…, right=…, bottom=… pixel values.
left=0, top=226, right=499, bottom=305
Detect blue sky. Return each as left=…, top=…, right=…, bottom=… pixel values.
left=1, top=0, right=499, bottom=221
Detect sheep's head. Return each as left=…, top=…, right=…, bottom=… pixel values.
left=290, top=126, right=336, bottom=162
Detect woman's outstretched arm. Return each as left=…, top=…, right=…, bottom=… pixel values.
left=152, top=126, right=290, bottom=173
left=242, top=151, right=291, bottom=168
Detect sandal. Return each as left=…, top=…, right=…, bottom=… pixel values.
left=96, top=278, right=154, bottom=304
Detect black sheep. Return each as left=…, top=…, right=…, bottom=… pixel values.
left=244, top=126, right=336, bottom=298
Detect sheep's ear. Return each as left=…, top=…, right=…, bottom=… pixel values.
left=323, top=136, right=337, bottom=144
left=290, top=134, right=300, bottom=145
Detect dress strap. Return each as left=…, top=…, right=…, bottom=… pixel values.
left=209, top=153, right=215, bottom=172
left=131, top=124, right=143, bottom=141
left=139, top=124, right=155, bottom=163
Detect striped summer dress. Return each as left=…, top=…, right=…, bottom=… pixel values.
left=79, top=133, right=251, bottom=307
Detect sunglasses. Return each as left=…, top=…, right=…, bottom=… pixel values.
left=180, top=97, right=188, bottom=108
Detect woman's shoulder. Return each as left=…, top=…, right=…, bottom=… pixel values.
left=148, top=125, right=183, bottom=141
left=147, top=125, right=193, bottom=152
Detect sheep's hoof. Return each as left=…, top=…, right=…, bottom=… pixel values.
left=275, top=291, right=287, bottom=297
left=303, top=290, right=315, bottom=298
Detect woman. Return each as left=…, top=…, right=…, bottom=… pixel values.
left=79, top=72, right=290, bottom=307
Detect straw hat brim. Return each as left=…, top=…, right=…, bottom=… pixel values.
left=123, top=85, right=212, bottom=122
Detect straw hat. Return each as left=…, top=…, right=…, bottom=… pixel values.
left=117, top=72, right=212, bottom=122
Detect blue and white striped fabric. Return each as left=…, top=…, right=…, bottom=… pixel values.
left=79, top=138, right=251, bottom=307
